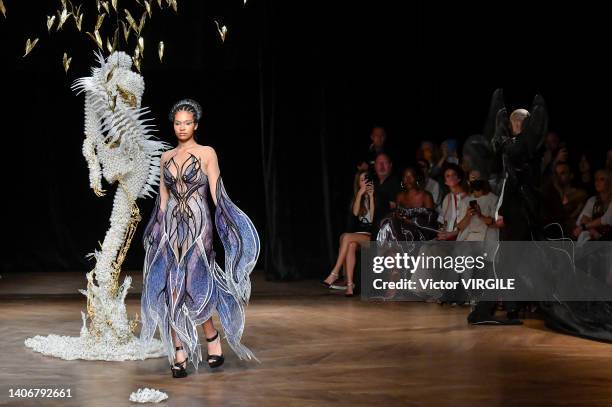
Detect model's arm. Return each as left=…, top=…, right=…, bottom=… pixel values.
left=203, top=146, right=221, bottom=206
left=159, top=151, right=170, bottom=212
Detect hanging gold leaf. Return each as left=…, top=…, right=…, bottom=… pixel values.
left=137, top=36, right=144, bottom=57
left=96, top=0, right=101, bottom=12
left=57, top=8, right=70, bottom=30
left=134, top=0, right=142, bottom=5
left=144, top=0, right=152, bottom=17
left=60, top=0, right=67, bottom=8
left=134, top=44, right=140, bottom=59
left=74, top=13, right=83, bottom=31
left=0, top=0, right=7, bottom=18
left=124, top=9, right=139, bottom=33
left=158, top=41, right=164, bottom=62
left=106, top=28, right=119, bottom=53
left=47, top=15, right=56, bottom=33
left=101, top=1, right=110, bottom=14
left=23, top=38, right=39, bottom=57
left=138, top=11, right=146, bottom=33
left=170, top=0, right=177, bottom=13
left=132, top=56, right=141, bottom=72
left=111, top=0, right=118, bottom=12
left=215, top=20, right=227, bottom=43
left=121, top=21, right=130, bottom=43
left=95, top=13, right=105, bottom=31
left=62, top=52, right=72, bottom=73
left=86, top=30, right=103, bottom=49
left=156, top=0, right=162, bottom=8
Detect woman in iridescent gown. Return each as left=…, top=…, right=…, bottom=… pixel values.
left=139, top=99, right=260, bottom=378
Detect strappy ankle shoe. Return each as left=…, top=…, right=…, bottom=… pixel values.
left=321, top=271, right=339, bottom=288
left=345, top=282, right=355, bottom=297
left=171, top=346, right=188, bottom=378
left=206, top=330, right=225, bottom=368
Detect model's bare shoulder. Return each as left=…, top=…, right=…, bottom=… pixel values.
left=161, top=149, right=174, bottom=163
left=198, top=145, right=218, bottom=162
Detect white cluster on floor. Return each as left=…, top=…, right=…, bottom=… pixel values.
left=24, top=334, right=164, bottom=361
left=129, top=388, right=169, bottom=404
left=24, top=51, right=169, bottom=361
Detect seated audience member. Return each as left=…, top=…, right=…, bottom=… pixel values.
left=321, top=170, right=375, bottom=297
left=457, top=173, right=499, bottom=243
left=372, top=152, right=401, bottom=237
left=417, top=159, right=442, bottom=209
left=356, top=125, right=387, bottom=171
left=573, top=169, right=612, bottom=241
left=396, top=167, right=435, bottom=210
left=552, top=161, right=588, bottom=234
left=437, top=164, right=467, bottom=241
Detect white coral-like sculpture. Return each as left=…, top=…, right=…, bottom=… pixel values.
left=129, top=388, right=169, bottom=403
left=25, top=51, right=169, bottom=361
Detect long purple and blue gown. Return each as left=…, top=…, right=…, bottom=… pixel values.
left=139, top=153, right=260, bottom=369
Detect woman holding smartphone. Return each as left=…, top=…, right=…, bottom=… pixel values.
left=321, top=170, right=375, bottom=296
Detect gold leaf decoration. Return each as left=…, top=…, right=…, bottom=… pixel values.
left=86, top=30, right=103, bottom=49
left=132, top=56, right=141, bottom=72
left=63, top=52, right=72, bottom=73
left=117, top=85, right=137, bottom=107
left=23, top=37, right=40, bottom=57
left=111, top=0, right=118, bottom=12
left=95, top=13, right=106, bottom=31
left=121, top=21, right=130, bottom=42
left=137, top=36, right=144, bottom=56
left=144, top=0, right=152, bottom=17
left=57, top=8, right=70, bottom=30
left=215, top=20, right=227, bottom=43
left=124, top=9, right=138, bottom=33
left=138, top=11, right=146, bottom=33
left=74, top=13, right=83, bottom=31
left=101, top=1, right=110, bottom=14
left=158, top=41, right=164, bottom=62
left=0, top=1, right=6, bottom=18
left=47, top=15, right=56, bottom=33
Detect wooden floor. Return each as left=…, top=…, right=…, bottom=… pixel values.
left=1, top=271, right=612, bottom=406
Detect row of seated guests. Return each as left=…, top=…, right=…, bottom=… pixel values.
left=322, top=152, right=501, bottom=297
left=325, top=124, right=612, bottom=296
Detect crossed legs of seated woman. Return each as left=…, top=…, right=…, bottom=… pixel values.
left=322, top=232, right=370, bottom=296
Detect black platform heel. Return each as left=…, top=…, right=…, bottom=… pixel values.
left=171, top=346, right=188, bottom=378
left=206, top=330, right=225, bottom=368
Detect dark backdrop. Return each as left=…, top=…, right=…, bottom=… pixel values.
left=0, top=1, right=608, bottom=278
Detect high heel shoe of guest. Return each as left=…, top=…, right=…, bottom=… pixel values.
left=345, top=282, right=355, bottom=297
left=321, top=271, right=339, bottom=288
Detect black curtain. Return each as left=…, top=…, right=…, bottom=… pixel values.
left=0, top=1, right=609, bottom=279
